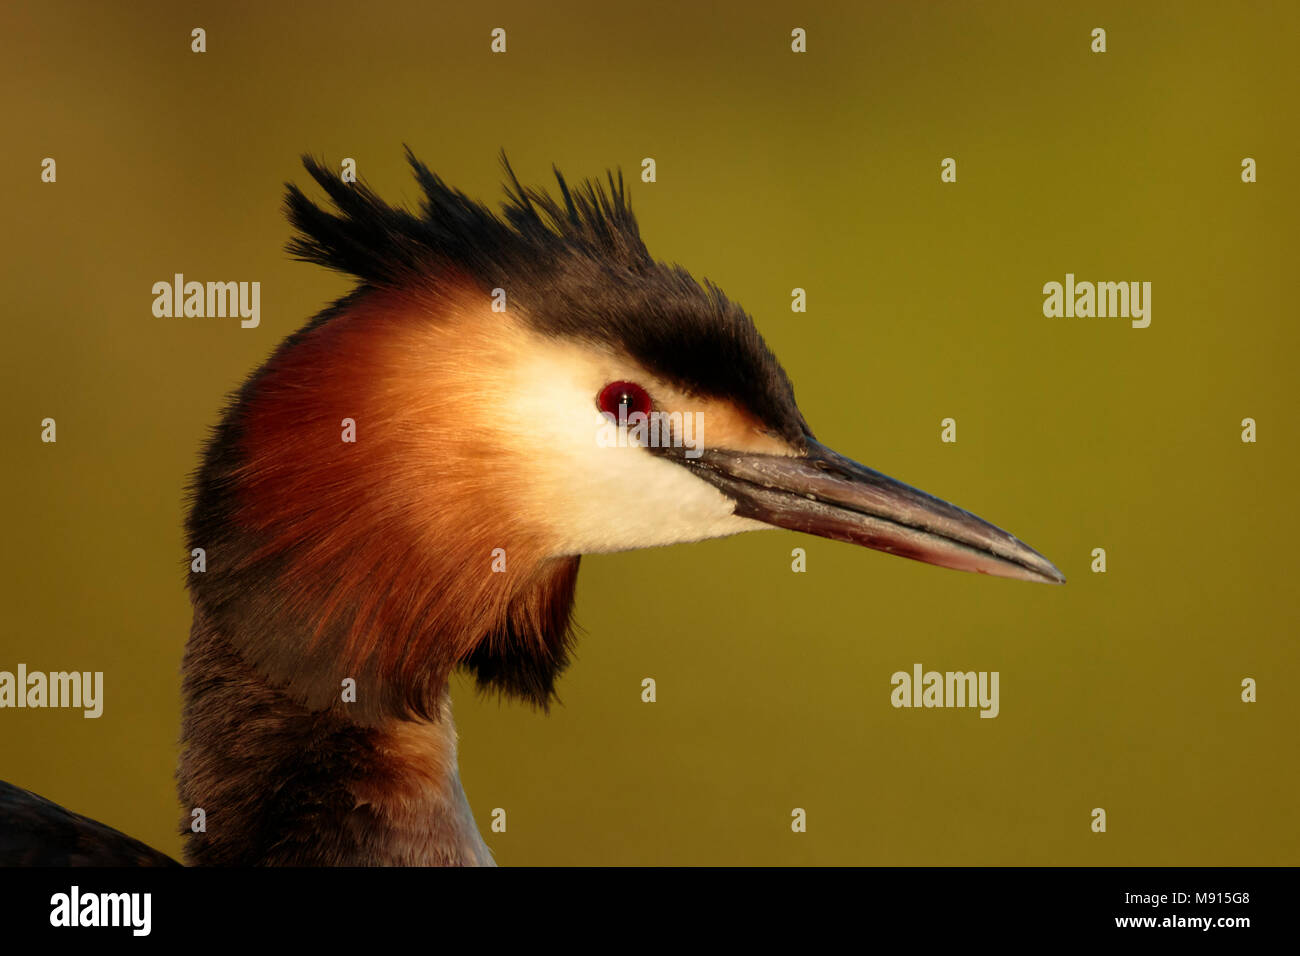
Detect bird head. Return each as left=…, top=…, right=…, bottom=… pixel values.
left=185, top=150, right=1062, bottom=726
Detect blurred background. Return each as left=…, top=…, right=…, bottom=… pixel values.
left=1, top=0, right=1295, bottom=864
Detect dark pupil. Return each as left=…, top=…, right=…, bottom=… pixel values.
left=598, top=381, right=648, bottom=417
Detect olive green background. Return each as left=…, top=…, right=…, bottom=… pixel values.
left=2, top=0, right=1296, bottom=865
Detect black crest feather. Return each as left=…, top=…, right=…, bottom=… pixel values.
left=284, top=147, right=651, bottom=288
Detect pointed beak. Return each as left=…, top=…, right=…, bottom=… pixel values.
left=667, top=439, right=1065, bottom=584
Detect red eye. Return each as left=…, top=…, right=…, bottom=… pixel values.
left=597, top=380, right=653, bottom=420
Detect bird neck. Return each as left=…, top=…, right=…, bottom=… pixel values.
left=176, top=609, right=494, bottom=866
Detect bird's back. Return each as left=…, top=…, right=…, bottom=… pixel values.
left=0, top=780, right=178, bottom=866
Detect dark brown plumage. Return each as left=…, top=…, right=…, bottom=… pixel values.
left=0, top=781, right=177, bottom=867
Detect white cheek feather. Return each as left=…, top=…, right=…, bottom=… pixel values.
left=503, top=345, right=770, bottom=555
